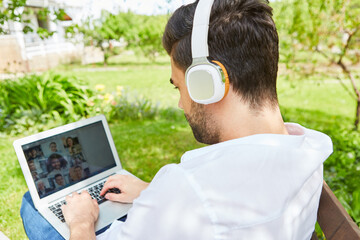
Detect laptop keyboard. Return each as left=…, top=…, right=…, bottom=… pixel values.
left=48, top=180, right=120, bottom=223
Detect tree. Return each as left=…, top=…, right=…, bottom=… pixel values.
left=129, top=14, right=168, bottom=61
left=0, top=0, right=66, bottom=38
left=67, top=10, right=140, bottom=65
left=0, top=0, right=29, bottom=34
left=67, top=11, right=168, bottom=63
left=274, top=0, right=360, bottom=128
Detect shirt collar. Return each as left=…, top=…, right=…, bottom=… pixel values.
left=181, top=123, right=306, bottom=163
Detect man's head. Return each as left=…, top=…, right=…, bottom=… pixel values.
left=30, top=148, right=37, bottom=157
left=49, top=142, right=57, bottom=152
left=37, top=181, right=45, bottom=191
left=163, top=0, right=279, bottom=144
left=74, top=166, right=83, bottom=179
left=55, top=174, right=65, bottom=186
left=28, top=160, right=36, bottom=172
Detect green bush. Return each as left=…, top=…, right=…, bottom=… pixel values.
left=88, top=85, right=160, bottom=121
left=324, top=127, right=360, bottom=225
left=0, top=76, right=164, bottom=135
left=0, top=72, right=93, bottom=135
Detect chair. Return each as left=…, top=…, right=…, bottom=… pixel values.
left=311, top=181, right=360, bottom=240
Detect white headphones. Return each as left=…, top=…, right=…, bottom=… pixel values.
left=185, top=0, right=230, bottom=105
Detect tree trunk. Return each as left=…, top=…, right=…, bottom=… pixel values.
left=355, top=99, right=360, bottom=130
left=336, top=60, right=360, bottom=130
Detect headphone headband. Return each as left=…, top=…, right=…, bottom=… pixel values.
left=186, top=0, right=229, bottom=105
left=191, top=0, right=214, bottom=59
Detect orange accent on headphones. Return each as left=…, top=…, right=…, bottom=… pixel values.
left=212, top=60, right=230, bottom=100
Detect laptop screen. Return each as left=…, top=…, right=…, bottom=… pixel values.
left=21, top=121, right=117, bottom=199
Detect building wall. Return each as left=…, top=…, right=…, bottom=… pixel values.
left=0, top=2, right=83, bottom=74
left=26, top=51, right=82, bottom=72
left=0, top=36, right=27, bottom=72
left=0, top=35, right=82, bottom=73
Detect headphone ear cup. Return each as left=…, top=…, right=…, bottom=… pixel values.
left=212, top=60, right=230, bottom=99
left=185, top=61, right=229, bottom=104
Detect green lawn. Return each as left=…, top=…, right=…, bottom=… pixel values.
left=0, top=135, right=28, bottom=239
left=278, top=77, right=356, bottom=125
left=1, top=56, right=359, bottom=238
left=59, top=55, right=177, bottom=108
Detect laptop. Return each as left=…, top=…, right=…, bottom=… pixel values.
left=13, top=115, right=133, bottom=239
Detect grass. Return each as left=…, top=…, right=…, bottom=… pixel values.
left=1, top=54, right=360, bottom=238
left=278, top=77, right=356, bottom=123
left=110, top=118, right=204, bottom=182
left=0, top=135, right=28, bottom=239
left=58, top=54, right=177, bottom=108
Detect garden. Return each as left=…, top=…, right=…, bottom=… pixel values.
left=1, top=0, right=360, bottom=239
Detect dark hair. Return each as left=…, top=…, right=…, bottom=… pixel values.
left=66, top=137, right=73, bottom=147
left=54, top=174, right=63, bottom=179
left=162, top=0, right=279, bottom=108
left=47, top=153, right=68, bottom=172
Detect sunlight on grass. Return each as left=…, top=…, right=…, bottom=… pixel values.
left=278, top=77, right=356, bottom=121
left=0, top=136, right=28, bottom=239
left=111, top=119, right=204, bottom=181
left=57, top=55, right=177, bottom=108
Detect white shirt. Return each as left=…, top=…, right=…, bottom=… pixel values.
left=97, top=123, right=333, bottom=240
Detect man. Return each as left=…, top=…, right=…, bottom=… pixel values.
left=54, top=174, right=66, bottom=188
left=49, top=142, right=64, bottom=155
left=28, top=148, right=40, bottom=160
left=31, top=170, right=39, bottom=182
left=69, top=166, right=84, bottom=182
left=28, top=160, right=37, bottom=172
left=36, top=180, right=51, bottom=196
left=28, top=150, right=46, bottom=176
left=24, top=0, right=333, bottom=239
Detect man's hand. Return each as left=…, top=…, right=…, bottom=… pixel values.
left=100, top=175, right=149, bottom=203
left=61, top=190, right=99, bottom=240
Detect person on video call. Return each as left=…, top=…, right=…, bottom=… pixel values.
left=64, top=137, right=82, bottom=156
left=54, top=174, right=66, bottom=188
left=21, top=0, right=332, bottom=239
left=28, top=148, right=46, bottom=176
left=46, top=153, right=69, bottom=184
left=36, top=180, right=52, bottom=196
left=69, top=165, right=85, bottom=182
left=49, top=142, right=64, bottom=155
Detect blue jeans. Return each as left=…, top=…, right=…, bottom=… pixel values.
left=20, top=191, right=127, bottom=240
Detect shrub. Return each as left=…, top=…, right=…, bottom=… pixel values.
left=0, top=72, right=93, bottom=135
left=88, top=85, right=160, bottom=121
left=0, top=74, right=164, bottom=135
left=324, top=127, right=360, bottom=225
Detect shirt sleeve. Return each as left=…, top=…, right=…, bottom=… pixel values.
left=96, top=164, right=214, bottom=240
